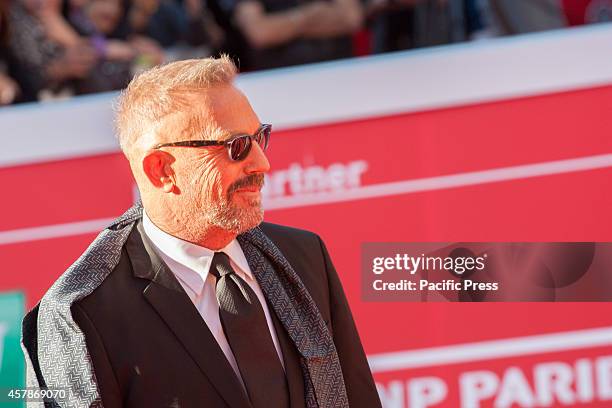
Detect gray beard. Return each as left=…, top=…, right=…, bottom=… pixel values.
left=205, top=195, right=264, bottom=234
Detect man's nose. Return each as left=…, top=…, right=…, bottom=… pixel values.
left=244, top=141, right=271, bottom=174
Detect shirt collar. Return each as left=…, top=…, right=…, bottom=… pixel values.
left=141, top=211, right=254, bottom=296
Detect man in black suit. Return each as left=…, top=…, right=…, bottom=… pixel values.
left=21, top=56, right=381, bottom=408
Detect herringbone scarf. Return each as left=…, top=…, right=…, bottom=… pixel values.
left=21, top=204, right=349, bottom=408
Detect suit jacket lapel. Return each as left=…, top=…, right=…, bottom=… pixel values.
left=126, top=221, right=251, bottom=408
left=269, top=309, right=306, bottom=408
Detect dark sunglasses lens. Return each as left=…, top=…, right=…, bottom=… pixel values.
left=255, top=126, right=271, bottom=151
left=229, top=136, right=251, bottom=161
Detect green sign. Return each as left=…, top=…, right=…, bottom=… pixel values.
left=0, top=291, right=25, bottom=408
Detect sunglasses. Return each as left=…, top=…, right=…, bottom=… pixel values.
left=152, top=124, right=271, bottom=161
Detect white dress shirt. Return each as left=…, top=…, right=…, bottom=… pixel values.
left=142, top=211, right=285, bottom=385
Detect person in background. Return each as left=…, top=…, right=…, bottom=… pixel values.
left=364, top=0, right=422, bottom=53
left=113, top=0, right=217, bottom=51
left=66, top=0, right=164, bottom=93
left=488, top=0, right=566, bottom=35
left=6, top=0, right=164, bottom=102
left=365, top=0, right=467, bottom=53
left=0, top=0, right=20, bottom=105
left=6, top=0, right=97, bottom=101
left=208, top=0, right=362, bottom=71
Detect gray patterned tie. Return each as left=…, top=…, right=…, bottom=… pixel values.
left=210, top=252, right=290, bottom=408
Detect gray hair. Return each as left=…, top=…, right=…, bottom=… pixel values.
left=114, top=55, right=238, bottom=159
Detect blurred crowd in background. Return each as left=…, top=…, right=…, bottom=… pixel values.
left=0, top=0, right=610, bottom=106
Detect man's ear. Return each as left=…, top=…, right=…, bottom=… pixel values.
left=142, top=151, right=177, bottom=193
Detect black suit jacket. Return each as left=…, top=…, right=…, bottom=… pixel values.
left=70, top=221, right=381, bottom=407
